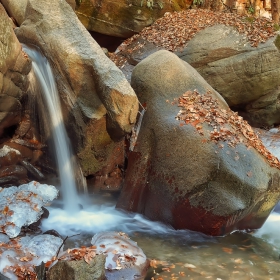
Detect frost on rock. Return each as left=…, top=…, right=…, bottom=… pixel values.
left=91, top=231, right=147, bottom=270
left=0, top=234, right=63, bottom=279
left=0, top=181, right=58, bottom=238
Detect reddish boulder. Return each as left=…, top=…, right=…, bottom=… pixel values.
left=116, top=50, right=280, bottom=236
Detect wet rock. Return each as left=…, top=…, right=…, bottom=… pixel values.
left=75, top=0, right=189, bottom=38
left=43, top=229, right=62, bottom=239
left=6, top=142, right=33, bottom=160
left=0, top=165, right=27, bottom=186
left=0, top=165, right=26, bottom=178
left=116, top=50, right=280, bottom=236
left=19, top=159, right=45, bottom=180
left=15, top=114, right=31, bottom=137
left=92, top=232, right=148, bottom=280
left=47, top=255, right=106, bottom=280
left=35, top=262, right=46, bottom=280
left=0, top=272, right=9, bottom=280
left=0, top=145, right=21, bottom=167
left=0, top=176, right=18, bottom=187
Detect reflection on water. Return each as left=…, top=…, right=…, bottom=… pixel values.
left=41, top=192, right=280, bottom=280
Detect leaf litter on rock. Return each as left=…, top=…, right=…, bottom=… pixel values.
left=110, top=9, right=278, bottom=67
left=175, top=90, right=280, bottom=170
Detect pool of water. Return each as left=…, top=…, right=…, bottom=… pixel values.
left=41, top=192, right=280, bottom=280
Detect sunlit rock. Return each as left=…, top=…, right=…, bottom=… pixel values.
left=117, top=50, right=280, bottom=236
left=0, top=181, right=58, bottom=238
left=15, top=0, right=138, bottom=181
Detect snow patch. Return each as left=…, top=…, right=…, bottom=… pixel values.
left=0, top=181, right=58, bottom=238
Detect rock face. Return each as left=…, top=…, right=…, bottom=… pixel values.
left=75, top=0, right=189, bottom=38
left=47, top=256, right=106, bottom=280
left=0, top=4, right=31, bottom=138
left=15, top=0, right=139, bottom=181
left=116, top=50, right=280, bottom=236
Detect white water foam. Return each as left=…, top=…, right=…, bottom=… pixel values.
left=254, top=211, right=280, bottom=249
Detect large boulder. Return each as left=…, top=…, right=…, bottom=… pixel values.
left=15, top=0, right=139, bottom=180
left=177, top=25, right=280, bottom=107
left=177, top=24, right=280, bottom=127
left=0, top=4, right=31, bottom=137
left=75, top=0, right=189, bottom=38
left=116, top=50, right=280, bottom=236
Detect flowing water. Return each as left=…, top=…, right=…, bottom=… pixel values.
left=23, top=46, right=280, bottom=280
left=23, top=45, right=82, bottom=213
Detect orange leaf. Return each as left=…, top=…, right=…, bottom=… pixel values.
left=222, top=247, right=233, bottom=254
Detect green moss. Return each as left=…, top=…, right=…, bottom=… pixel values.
left=274, top=23, right=280, bottom=31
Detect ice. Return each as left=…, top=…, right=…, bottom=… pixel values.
left=91, top=231, right=147, bottom=270
left=20, top=234, right=63, bottom=264
left=0, top=233, right=9, bottom=244
left=0, top=181, right=58, bottom=238
left=0, top=234, right=63, bottom=279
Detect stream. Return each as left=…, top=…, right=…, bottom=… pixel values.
left=21, top=45, right=280, bottom=280
left=40, top=186, right=280, bottom=280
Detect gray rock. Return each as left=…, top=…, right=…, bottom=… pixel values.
left=47, top=255, right=106, bottom=280
left=241, top=87, right=280, bottom=127
left=177, top=24, right=280, bottom=108
left=117, top=50, right=280, bottom=236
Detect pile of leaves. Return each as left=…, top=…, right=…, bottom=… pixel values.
left=139, top=9, right=277, bottom=50
left=175, top=90, right=280, bottom=169
left=110, top=9, right=277, bottom=66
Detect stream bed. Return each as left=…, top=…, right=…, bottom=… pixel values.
left=41, top=191, right=280, bottom=280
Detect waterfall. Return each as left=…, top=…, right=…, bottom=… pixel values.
left=23, top=45, right=83, bottom=213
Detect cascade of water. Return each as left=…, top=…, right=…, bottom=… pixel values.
left=23, top=45, right=81, bottom=213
